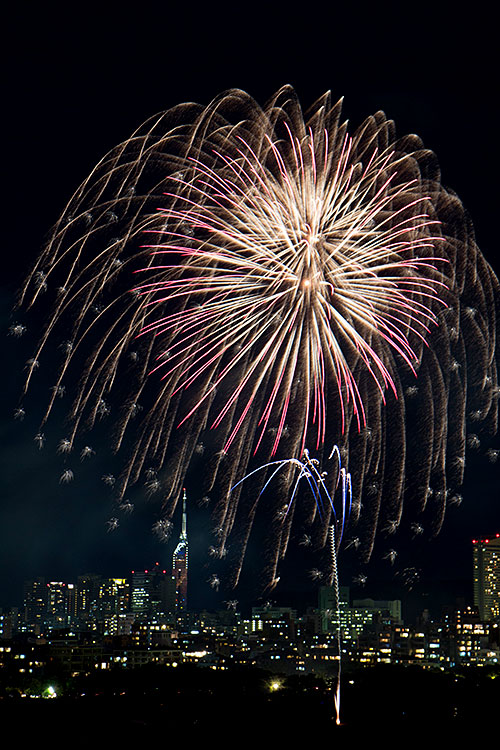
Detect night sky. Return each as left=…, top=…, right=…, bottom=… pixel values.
left=1, top=6, right=498, bottom=618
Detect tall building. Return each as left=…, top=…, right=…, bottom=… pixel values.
left=23, top=578, right=47, bottom=631
left=94, top=578, right=130, bottom=634
left=319, top=585, right=350, bottom=633
left=46, top=581, right=72, bottom=629
left=97, top=578, right=130, bottom=616
left=131, top=564, right=175, bottom=617
left=77, top=574, right=102, bottom=623
left=131, top=570, right=152, bottom=614
left=172, top=488, right=188, bottom=613
left=473, top=535, right=500, bottom=621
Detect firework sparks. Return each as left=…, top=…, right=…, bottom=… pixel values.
left=57, top=438, right=72, bottom=454
left=106, top=517, right=119, bottom=532
left=229, top=446, right=352, bottom=586
left=152, top=518, right=173, bottom=542
left=34, top=433, right=45, bottom=450
left=9, top=323, right=26, bottom=338
left=383, top=548, right=398, bottom=565
left=15, top=87, right=499, bottom=572
left=208, top=573, right=220, bottom=591
left=118, top=500, right=134, bottom=514
left=59, top=469, right=74, bottom=484
left=138, top=118, right=448, bottom=459
left=80, top=445, right=95, bottom=460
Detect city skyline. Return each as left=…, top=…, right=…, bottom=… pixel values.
left=5, top=571, right=499, bottom=670
left=3, top=500, right=499, bottom=625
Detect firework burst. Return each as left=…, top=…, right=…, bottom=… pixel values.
left=16, top=87, right=499, bottom=580
left=138, top=114, right=447, bottom=455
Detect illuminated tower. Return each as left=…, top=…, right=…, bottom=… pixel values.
left=172, top=488, right=188, bottom=613
left=473, top=535, right=500, bottom=621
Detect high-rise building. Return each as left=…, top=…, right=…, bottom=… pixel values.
left=319, top=585, right=350, bottom=633
left=95, top=578, right=130, bottom=634
left=131, top=565, right=175, bottom=617
left=77, top=574, right=102, bottom=620
left=46, top=581, right=72, bottom=628
left=22, top=578, right=47, bottom=631
left=172, top=488, right=188, bottom=613
left=473, top=535, right=500, bottom=621
left=131, top=570, right=152, bottom=614
left=97, top=578, right=130, bottom=616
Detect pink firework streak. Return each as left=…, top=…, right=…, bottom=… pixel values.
left=137, top=127, right=448, bottom=455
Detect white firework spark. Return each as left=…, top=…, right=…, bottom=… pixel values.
left=57, top=438, right=72, bottom=454
left=34, top=433, right=45, bottom=449
left=15, top=87, right=499, bottom=580
left=106, top=517, right=119, bottom=532
left=383, top=548, right=398, bottom=565
left=59, top=469, right=74, bottom=484
left=9, top=323, right=26, bottom=337
left=80, top=445, right=95, bottom=460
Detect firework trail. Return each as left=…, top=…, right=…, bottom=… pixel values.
left=230, top=446, right=351, bottom=585
left=16, top=87, right=499, bottom=584
left=231, top=447, right=349, bottom=723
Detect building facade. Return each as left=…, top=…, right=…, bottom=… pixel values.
left=473, top=535, right=500, bottom=622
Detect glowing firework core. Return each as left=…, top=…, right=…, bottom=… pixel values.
left=139, top=125, right=446, bottom=455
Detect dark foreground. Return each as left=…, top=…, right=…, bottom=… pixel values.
left=1, top=663, right=498, bottom=742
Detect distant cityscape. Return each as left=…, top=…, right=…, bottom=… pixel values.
left=1, top=509, right=499, bottom=689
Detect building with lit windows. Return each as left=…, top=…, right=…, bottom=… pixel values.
left=131, top=570, right=151, bottom=614
left=318, top=586, right=401, bottom=643
left=318, top=586, right=350, bottom=634
left=46, top=581, right=73, bottom=629
left=97, top=578, right=129, bottom=615
left=22, top=578, right=47, bottom=631
left=473, top=535, right=500, bottom=622
left=77, top=574, right=102, bottom=620
left=352, top=597, right=402, bottom=625
left=131, top=565, right=176, bottom=618
left=95, top=578, right=130, bottom=634
left=172, top=488, right=188, bottom=613
left=251, top=607, right=297, bottom=640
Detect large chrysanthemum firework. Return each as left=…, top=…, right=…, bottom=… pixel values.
left=17, top=87, right=499, bottom=585
left=140, top=121, right=446, bottom=451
